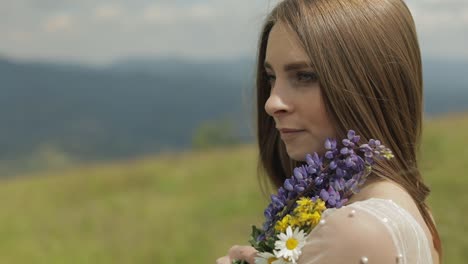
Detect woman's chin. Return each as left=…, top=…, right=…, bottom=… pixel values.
left=286, top=148, right=307, bottom=162
left=286, top=145, right=326, bottom=162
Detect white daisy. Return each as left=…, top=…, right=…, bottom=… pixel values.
left=273, top=226, right=307, bottom=264
left=254, top=252, right=290, bottom=264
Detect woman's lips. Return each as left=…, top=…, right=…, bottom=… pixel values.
left=278, top=128, right=306, bottom=140
left=279, top=128, right=305, bottom=133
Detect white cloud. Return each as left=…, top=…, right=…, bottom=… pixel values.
left=142, top=3, right=218, bottom=24
left=410, top=5, right=468, bottom=30
left=403, top=0, right=468, bottom=58
left=94, top=4, right=122, bottom=20
left=1, top=0, right=467, bottom=64
left=187, top=4, right=216, bottom=19
left=462, top=7, right=468, bottom=24
left=6, top=30, right=32, bottom=42
left=143, top=4, right=179, bottom=24
left=43, top=14, right=73, bottom=33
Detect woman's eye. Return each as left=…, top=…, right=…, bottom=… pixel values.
left=296, top=72, right=318, bottom=83
left=266, top=74, right=276, bottom=83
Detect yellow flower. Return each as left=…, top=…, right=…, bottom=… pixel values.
left=297, top=212, right=313, bottom=225
left=276, top=198, right=327, bottom=233
left=313, top=199, right=327, bottom=212
left=382, top=149, right=395, bottom=159
left=309, top=211, right=321, bottom=227
left=297, top=197, right=313, bottom=208
left=275, top=214, right=292, bottom=233
left=288, top=215, right=300, bottom=227
left=294, top=197, right=314, bottom=214
left=297, top=211, right=321, bottom=228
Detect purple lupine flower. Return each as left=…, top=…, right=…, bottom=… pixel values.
left=284, top=179, right=294, bottom=191
left=348, top=130, right=360, bottom=144
left=256, top=129, right=394, bottom=240
left=264, top=206, right=273, bottom=219
left=306, top=165, right=317, bottom=174
left=319, top=188, right=329, bottom=201
left=293, top=167, right=305, bottom=180
left=320, top=172, right=328, bottom=179
left=319, top=186, right=341, bottom=207
left=340, top=147, right=349, bottom=155
left=310, top=153, right=323, bottom=167
left=294, top=185, right=305, bottom=192
left=271, top=194, right=284, bottom=209
left=325, top=138, right=337, bottom=150
left=357, top=171, right=368, bottom=185
left=277, top=187, right=288, bottom=201
left=359, top=143, right=372, bottom=151
left=345, top=156, right=355, bottom=167
left=298, top=165, right=309, bottom=176
left=332, top=177, right=346, bottom=191
left=342, top=138, right=355, bottom=148
left=314, top=176, right=324, bottom=186
left=336, top=167, right=346, bottom=177
left=335, top=198, right=348, bottom=208
left=354, top=155, right=365, bottom=169
left=369, top=139, right=381, bottom=148
left=305, top=154, right=315, bottom=167
left=344, top=178, right=358, bottom=193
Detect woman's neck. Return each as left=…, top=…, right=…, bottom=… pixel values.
left=344, top=175, right=389, bottom=205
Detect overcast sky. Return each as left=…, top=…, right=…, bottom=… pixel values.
left=1, top=0, right=467, bottom=65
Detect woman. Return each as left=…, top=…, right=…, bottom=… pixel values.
left=217, top=0, right=442, bottom=263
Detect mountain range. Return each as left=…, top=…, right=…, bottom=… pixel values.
left=0, top=55, right=466, bottom=169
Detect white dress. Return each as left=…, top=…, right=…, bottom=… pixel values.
left=299, top=198, right=434, bottom=264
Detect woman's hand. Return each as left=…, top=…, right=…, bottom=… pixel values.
left=216, top=245, right=258, bottom=264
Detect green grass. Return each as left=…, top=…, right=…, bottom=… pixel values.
left=0, top=113, right=467, bottom=263
left=422, top=113, right=468, bottom=263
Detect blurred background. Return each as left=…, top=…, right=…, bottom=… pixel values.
left=0, top=0, right=466, bottom=263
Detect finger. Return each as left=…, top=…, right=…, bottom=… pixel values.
left=216, top=256, right=231, bottom=264
left=228, top=245, right=258, bottom=264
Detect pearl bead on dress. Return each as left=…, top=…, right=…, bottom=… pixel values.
left=396, top=253, right=404, bottom=263
left=319, top=219, right=326, bottom=225
left=348, top=209, right=356, bottom=217
left=360, top=256, right=369, bottom=263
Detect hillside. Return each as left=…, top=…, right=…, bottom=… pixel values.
left=0, top=56, right=467, bottom=176
left=0, top=56, right=255, bottom=166
left=0, top=113, right=467, bottom=263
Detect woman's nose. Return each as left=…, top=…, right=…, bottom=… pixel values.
left=264, top=86, right=292, bottom=117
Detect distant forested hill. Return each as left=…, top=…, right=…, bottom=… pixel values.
left=0, top=56, right=255, bottom=163
left=422, top=57, right=468, bottom=115
left=0, top=55, right=466, bottom=167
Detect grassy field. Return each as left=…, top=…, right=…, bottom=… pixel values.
left=0, top=113, right=467, bottom=263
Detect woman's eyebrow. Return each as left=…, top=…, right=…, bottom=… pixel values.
left=264, top=61, right=312, bottom=72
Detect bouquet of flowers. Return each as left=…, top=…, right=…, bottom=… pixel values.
left=234, top=130, right=394, bottom=264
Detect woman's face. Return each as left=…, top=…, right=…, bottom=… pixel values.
left=264, top=22, right=336, bottom=161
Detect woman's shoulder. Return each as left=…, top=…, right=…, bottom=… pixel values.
left=298, top=197, right=434, bottom=264
left=298, top=198, right=401, bottom=264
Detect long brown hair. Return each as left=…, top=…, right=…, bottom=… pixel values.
left=255, top=0, right=442, bottom=262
